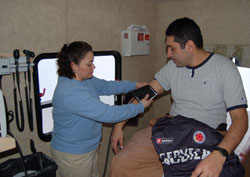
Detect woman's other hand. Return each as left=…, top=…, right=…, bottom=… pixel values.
left=140, top=94, right=153, bottom=109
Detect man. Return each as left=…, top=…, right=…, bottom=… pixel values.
left=110, top=17, right=248, bottom=177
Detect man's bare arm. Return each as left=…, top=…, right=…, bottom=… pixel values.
left=191, top=108, right=248, bottom=177
left=219, top=108, right=248, bottom=154
left=111, top=79, right=165, bottom=153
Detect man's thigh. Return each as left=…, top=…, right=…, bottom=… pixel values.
left=110, top=126, right=163, bottom=177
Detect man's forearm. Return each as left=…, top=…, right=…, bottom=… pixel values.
left=217, top=108, right=248, bottom=155
left=114, top=120, right=127, bottom=130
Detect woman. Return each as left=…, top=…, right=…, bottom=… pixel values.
left=50, top=41, right=152, bottom=177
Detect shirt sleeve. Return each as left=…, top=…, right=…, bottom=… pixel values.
left=220, top=60, right=248, bottom=111
left=154, top=61, right=173, bottom=92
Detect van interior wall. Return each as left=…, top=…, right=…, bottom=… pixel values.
left=0, top=1, right=159, bottom=177
left=1, top=0, right=250, bottom=176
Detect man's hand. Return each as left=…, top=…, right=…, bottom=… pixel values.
left=191, top=151, right=226, bottom=177
left=111, top=124, right=125, bottom=154
left=136, top=82, right=148, bottom=89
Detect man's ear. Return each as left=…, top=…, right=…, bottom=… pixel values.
left=185, top=40, right=196, bottom=52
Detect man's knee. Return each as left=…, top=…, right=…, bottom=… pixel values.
left=111, top=153, right=121, bottom=168
left=110, top=152, right=128, bottom=177
left=111, top=150, right=128, bottom=168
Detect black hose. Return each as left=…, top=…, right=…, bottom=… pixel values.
left=102, top=126, right=114, bottom=177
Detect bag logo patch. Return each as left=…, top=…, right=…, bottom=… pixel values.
left=156, top=137, right=174, bottom=144
left=193, top=131, right=206, bottom=144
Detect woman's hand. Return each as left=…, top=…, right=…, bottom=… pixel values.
left=140, top=94, right=153, bottom=109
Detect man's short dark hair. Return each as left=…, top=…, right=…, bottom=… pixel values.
left=165, top=17, right=203, bottom=49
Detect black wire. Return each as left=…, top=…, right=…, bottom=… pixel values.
left=7, top=132, right=28, bottom=177
left=102, top=126, right=114, bottom=177
left=0, top=75, right=2, bottom=89
left=7, top=110, right=14, bottom=124
left=12, top=72, right=25, bottom=132
left=24, top=54, right=34, bottom=132
left=24, top=71, right=33, bottom=131
left=24, top=72, right=27, bottom=87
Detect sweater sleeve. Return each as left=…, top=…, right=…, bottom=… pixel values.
left=89, top=77, right=136, bottom=96
left=64, top=84, right=144, bottom=123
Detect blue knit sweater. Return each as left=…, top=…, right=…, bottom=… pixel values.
left=51, top=76, right=144, bottom=154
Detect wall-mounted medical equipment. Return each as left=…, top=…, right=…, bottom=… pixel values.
left=0, top=55, right=28, bottom=75
left=122, top=24, right=150, bottom=56
left=0, top=49, right=35, bottom=136
left=33, top=51, right=122, bottom=142
left=23, top=50, right=35, bottom=132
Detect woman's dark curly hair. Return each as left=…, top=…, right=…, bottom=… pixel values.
left=57, top=41, right=93, bottom=79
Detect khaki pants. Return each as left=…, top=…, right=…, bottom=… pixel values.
left=51, top=146, right=99, bottom=177
left=110, top=126, right=163, bottom=177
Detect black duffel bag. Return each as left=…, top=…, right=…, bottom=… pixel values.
left=152, top=115, right=245, bottom=177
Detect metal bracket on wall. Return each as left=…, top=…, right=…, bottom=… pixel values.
left=0, top=56, right=34, bottom=76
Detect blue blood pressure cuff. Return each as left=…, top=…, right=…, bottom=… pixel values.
left=130, top=85, right=157, bottom=101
